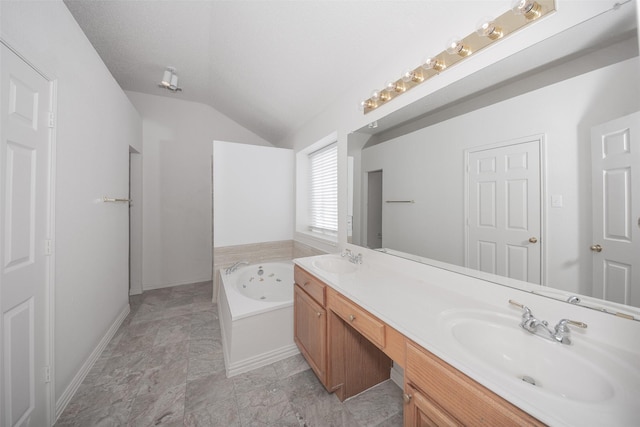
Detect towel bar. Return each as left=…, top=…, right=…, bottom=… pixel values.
left=103, top=196, right=131, bottom=203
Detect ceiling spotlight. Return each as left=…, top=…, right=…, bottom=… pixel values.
left=159, top=67, right=182, bottom=92
left=161, top=69, right=172, bottom=87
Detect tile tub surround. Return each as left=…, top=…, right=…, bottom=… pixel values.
left=55, top=280, right=402, bottom=426
left=213, top=240, right=326, bottom=303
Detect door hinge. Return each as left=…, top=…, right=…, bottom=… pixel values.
left=44, top=239, right=53, bottom=256
left=44, top=366, right=51, bottom=383
left=48, top=112, right=55, bottom=128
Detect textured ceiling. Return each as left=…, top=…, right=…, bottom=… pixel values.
left=64, top=1, right=507, bottom=144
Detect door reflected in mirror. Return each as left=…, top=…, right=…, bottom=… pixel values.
left=347, top=5, right=640, bottom=314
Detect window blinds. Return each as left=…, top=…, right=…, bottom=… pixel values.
left=309, top=142, right=338, bottom=236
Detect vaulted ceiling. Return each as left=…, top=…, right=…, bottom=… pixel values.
left=64, top=1, right=507, bottom=145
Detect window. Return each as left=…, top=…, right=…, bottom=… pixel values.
left=308, top=142, right=338, bottom=236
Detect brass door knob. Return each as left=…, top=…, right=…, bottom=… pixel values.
left=403, top=393, right=412, bottom=404
left=529, top=237, right=538, bottom=244
left=590, top=244, right=603, bottom=253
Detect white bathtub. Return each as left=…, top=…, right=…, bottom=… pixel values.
left=218, top=261, right=299, bottom=377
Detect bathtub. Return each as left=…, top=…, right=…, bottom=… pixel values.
left=218, top=261, right=299, bottom=377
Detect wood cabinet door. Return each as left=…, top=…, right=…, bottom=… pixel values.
left=294, top=284, right=327, bottom=384
left=406, top=342, right=544, bottom=426
left=405, top=384, right=462, bottom=427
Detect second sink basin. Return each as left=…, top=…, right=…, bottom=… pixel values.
left=312, top=256, right=358, bottom=274
left=440, top=310, right=615, bottom=403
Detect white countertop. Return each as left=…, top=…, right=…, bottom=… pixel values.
left=294, top=252, right=640, bottom=427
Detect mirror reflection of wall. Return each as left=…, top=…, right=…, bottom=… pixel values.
left=349, top=39, right=639, bottom=308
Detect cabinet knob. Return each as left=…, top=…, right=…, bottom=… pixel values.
left=316, top=312, right=322, bottom=318
left=403, top=393, right=412, bottom=404
left=349, top=314, right=356, bottom=322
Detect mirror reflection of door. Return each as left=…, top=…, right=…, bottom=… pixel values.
left=466, top=138, right=542, bottom=284
left=367, top=170, right=383, bottom=249
left=591, top=111, right=640, bottom=307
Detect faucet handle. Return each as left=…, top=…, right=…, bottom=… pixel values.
left=509, top=300, right=535, bottom=328
left=508, top=299, right=525, bottom=309
left=553, top=319, right=587, bottom=344
left=556, top=319, right=588, bottom=330
left=508, top=299, right=532, bottom=315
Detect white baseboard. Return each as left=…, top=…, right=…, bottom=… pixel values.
left=55, top=304, right=130, bottom=421
left=390, top=362, right=404, bottom=389
left=142, top=277, right=212, bottom=291
left=224, top=344, right=300, bottom=378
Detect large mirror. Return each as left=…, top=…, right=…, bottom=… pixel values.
left=347, top=4, right=640, bottom=318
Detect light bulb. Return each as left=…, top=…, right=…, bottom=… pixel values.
left=370, top=90, right=381, bottom=101
left=446, top=38, right=471, bottom=57
left=476, top=18, right=503, bottom=40
left=359, top=99, right=375, bottom=111
left=386, top=80, right=405, bottom=93
left=401, top=69, right=423, bottom=84
left=512, top=0, right=541, bottom=20
left=421, top=56, right=446, bottom=72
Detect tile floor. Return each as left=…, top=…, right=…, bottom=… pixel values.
left=55, top=281, right=404, bottom=426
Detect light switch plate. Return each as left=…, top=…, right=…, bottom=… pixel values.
left=551, top=195, right=563, bottom=208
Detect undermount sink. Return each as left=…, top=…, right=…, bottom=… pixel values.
left=440, top=311, right=616, bottom=403
left=312, top=256, right=358, bottom=274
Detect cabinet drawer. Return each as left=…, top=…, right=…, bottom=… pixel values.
left=406, top=342, right=544, bottom=426
left=294, top=265, right=326, bottom=306
left=330, top=292, right=386, bottom=348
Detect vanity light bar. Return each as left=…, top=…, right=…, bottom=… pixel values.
left=361, top=0, right=556, bottom=114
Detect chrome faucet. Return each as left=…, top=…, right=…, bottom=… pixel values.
left=225, top=260, right=249, bottom=275
left=566, top=295, right=581, bottom=304
left=341, top=249, right=363, bottom=264
left=509, top=300, right=587, bottom=345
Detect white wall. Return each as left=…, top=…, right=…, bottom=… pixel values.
left=126, top=92, right=272, bottom=290
left=213, top=141, right=294, bottom=247
left=1, top=0, right=143, bottom=410
left=278, top=1, right=622, bottom=254
left=359, top=56, right=640, bottom=295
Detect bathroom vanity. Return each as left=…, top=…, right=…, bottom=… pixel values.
left=293, top=253, right=640, bottom=426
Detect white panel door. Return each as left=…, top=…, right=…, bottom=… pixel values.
left=1, top=44, right=52, bottom=427
left=467, top=139, right=541, bottom=284
left=591, top=112, right=639, bottom=307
